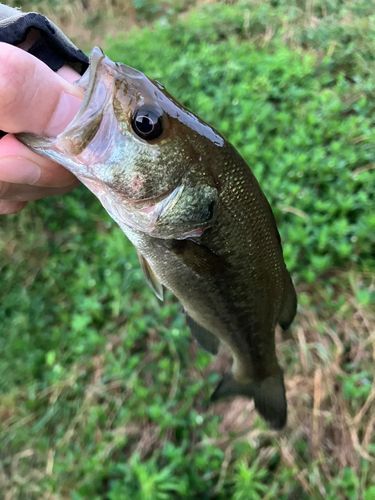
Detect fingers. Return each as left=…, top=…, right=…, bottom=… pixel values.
left=0, top=133, right=79, bottom=213
left=0, top=179, right=78, bottom=201
left=0, top=134, right=76, bottom=187
left=0, top=43, right=84, bottom=214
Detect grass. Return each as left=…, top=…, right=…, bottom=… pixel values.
left=5, top=0, right=197, bottom=50
left=1, top=1, right=375, bottom=499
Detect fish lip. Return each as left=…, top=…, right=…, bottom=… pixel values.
left=69, top=47, right=114, bottom=127
left=73, top=47, right=106, bottom=121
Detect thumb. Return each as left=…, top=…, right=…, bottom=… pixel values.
left=0, top=42, right=83, bottom=136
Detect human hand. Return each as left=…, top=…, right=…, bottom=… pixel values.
left=0, top=41, right=84, bottom=214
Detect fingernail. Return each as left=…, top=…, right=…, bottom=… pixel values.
left=0, top=157, right=41, bottom=185
left=45, top=92, right=82, bottom=137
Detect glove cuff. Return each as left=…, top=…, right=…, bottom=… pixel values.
left=0, top=10, right=89, bottom=74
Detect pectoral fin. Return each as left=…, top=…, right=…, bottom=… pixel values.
left=165, top=239, right=228, bottom=276
left=137, top=252, right=164, bottom=301
left=186, top=315, right=220, bottom=355
left=210, top=371, right=287, bottom=430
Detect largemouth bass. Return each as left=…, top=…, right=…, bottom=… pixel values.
left=18, top=47, right=297, bottom=430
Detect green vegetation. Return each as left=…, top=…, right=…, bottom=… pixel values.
left=1, top=1, right=374, bottom=499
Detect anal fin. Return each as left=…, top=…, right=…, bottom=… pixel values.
left=186, top=315, right=220, bottom=355
left=137, top=252, right=164, bottom=301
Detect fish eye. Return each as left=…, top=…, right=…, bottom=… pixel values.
left=131, top=106, right=164, bottom=141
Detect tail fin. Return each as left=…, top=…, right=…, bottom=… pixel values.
left=210, top=371, right=287, bottom=430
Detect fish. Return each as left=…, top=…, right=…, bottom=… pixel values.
left=17, top=47, right=297, bottom=430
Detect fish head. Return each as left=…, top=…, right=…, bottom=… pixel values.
left=18, top=47, right=223, bottom=239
